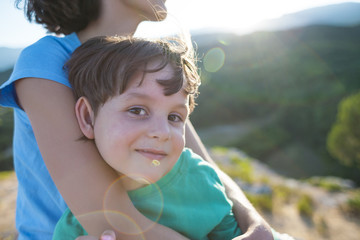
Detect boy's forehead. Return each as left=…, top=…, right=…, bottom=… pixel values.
left=122, top=75, right=190, bottom=109
left=129, top=61, right=175, bottom=86
left=119, top=58, right=190, bottom=105
left=126, top=66, right=188, bottom=96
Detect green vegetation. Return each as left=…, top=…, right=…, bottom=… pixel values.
left=211, top=146, right=230, bottom=155
left=297, top=194, right=314, bottom=217
left=306, top=177, right=347, bottom=192
left=244, top=184, right=303, bottom=214
left=345, top=190, right=360, bottom=216
left=214, top=147, right=323, bottom=218
left=191, top=25, right=360, bottom=183
left=228, top=124, right=290, bottom=160
left=272, top=184, right=296, bottom=204
left=327, top=92, right=360, bottom=169
left=245, top=193, right=273, bottom=212
left=217, top=154, right=254, bottom=183
left=0, top=170, right=14, bottom=180
left=230, top=156, right=254, bottom=183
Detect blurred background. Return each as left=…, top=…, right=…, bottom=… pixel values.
left=1, top=0, right=360, bottom=239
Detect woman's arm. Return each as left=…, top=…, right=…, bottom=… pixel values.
left=185, top=121, right=273, bottom=240
left=16, top=78, right=188, bottom=240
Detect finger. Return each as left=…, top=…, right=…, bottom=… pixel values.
left=100, top=230, right=116, bottom=240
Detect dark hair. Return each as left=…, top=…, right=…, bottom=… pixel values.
left=65, top=36, right=200, bottom=114
left=15, top=0, right=100, bottom=35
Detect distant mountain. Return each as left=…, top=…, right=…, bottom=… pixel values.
left=0, top=47, right=22, bottom=72
left=255, top=2, right=360, bottom=32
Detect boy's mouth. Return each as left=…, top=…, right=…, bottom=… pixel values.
left=136, top=148, right=167, bottom=161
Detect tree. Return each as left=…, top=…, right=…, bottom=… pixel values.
left=327, top=92, right=360, bottom=168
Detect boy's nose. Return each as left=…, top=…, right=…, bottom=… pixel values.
left=148, top=117, right=170, bottom=141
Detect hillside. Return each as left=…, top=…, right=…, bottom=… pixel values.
left=190, top=24, right=360, bottom=183
left=211, top=148, right=360, bottom=240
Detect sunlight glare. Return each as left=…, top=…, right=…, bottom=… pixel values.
left=136, top=0, right=360, bottom=38
left=204, top=47, right=225, bottom=73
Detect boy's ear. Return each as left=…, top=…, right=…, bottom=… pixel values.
left=75, top=97, right=95, bottom=140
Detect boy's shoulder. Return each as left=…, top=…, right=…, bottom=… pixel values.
left=180, top=148, right=209, bottom=165
left=180, top=148, right=219, bottom=178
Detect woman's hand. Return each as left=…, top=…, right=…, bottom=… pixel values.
left=76, top=230, right=116, bottom=240
left=219, top=169, right=274, bottom=240
left=232, top=223, right=273, bottom=240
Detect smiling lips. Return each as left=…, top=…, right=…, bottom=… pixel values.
left=136, top=149, right=167, bottom=161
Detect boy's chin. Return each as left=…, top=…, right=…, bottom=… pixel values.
left=122, top=175, right=162, bottom=191
left=133, top=177, right=152, bottom=185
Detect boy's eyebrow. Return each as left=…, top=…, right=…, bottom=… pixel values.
left=125, top=92, right=189, bottom=111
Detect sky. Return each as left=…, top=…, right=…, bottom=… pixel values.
left=1, top=0, right=359, bottom=48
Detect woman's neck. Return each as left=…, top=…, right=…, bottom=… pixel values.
left=77, top=0, right=142, bottom=43
left=77, top=20, right=139, bottom=43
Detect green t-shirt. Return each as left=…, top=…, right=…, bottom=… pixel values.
left=53, top=148, right=241, bottom=240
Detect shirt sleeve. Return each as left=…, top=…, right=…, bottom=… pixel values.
left=0, top=35, right=76, bottom=109
left=52, top=208, right=87, bottom=240
left=207, top=212, right=242, bottom=240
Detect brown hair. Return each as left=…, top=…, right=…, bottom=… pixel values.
left=65, top=36, right=200, bottom=114
left=15, top=0, right=100, bottom=35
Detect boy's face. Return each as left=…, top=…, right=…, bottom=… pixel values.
left=92, top=62, right=189, bottom=190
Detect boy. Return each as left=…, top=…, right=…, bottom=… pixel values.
left=53, top=36, right=242, bottom=240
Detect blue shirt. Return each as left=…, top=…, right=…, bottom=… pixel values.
left=0, top=33, right=81, bottom=239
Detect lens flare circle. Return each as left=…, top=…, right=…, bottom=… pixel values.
left=102, top=175, right=164, bottom=236
left=204, top=47, right=225, bottom=73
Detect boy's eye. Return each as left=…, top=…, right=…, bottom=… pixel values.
left=168, top=114, right=183, bottom=122
left=128, top=107, right=146, bottom=116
